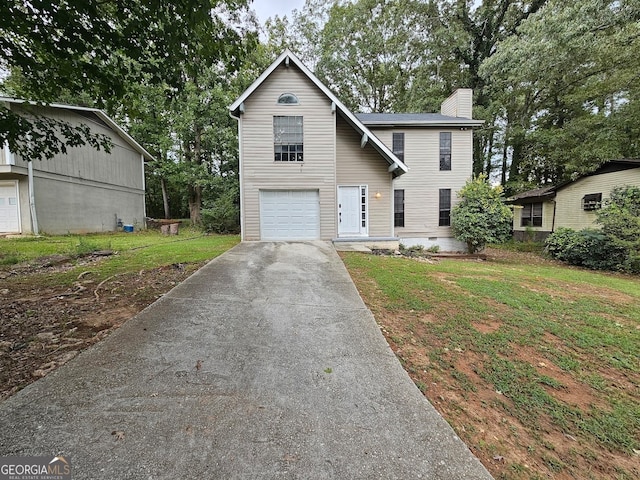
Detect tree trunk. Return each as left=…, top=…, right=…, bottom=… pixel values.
left=188, top=185, right=202, bottom=225
left=188, top=124, right=203, bottom=225
left=501, top=141, right=509, bottom=187
left=161, top=177, right=170, bottom=219
left=485, top=129, right=495, bottom=179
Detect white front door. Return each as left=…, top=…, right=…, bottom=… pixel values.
left=338, top=186, right=367, bottom=236
left=0, top=182, right=20, bottom=233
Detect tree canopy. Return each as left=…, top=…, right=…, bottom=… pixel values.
left=0, top=0, right=255, bottom=160
left=266, top=0, right=640, bottom=192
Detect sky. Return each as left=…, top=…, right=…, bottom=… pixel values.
left=251, top=0, right=306, bottom=24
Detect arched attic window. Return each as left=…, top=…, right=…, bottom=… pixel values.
left=277, top=93, right=299, bottom=105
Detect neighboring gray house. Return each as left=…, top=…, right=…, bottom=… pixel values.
left=0, top=98, right=152, bottom=235
left=510, top=159, right=640, bottom=241
left=229, top=50, right=482, bottom=250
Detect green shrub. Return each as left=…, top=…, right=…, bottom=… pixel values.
left=451, top=175, right=513, bottom=253
left=596, top=185, right=640, bottom=274
left=201, top=191, right=240, bottom=234
left=545, top=228, right=624, bottom=271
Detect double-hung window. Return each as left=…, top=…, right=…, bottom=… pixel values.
left=521, top=203, right=543, bottom=227
left=392, top=132, right=405, bottom=162
left=274, top=116, right=303, bottom=162
left=440, top=132, right=451, bottom=171
left=439, top=188, right=451, bottom=226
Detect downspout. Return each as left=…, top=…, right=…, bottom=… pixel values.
left=141, top=154, right=147, bottom=227
left=551, top=200, right=557, bottom=233
left=28, top=160, right=39, bottom=235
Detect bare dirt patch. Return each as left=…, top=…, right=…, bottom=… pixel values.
left=0, top=255, right=205, bottom=400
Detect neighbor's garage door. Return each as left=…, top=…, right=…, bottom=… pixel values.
left=0, top=183, right=20, bottom=233
left=260, top=190, right=320, bottom=240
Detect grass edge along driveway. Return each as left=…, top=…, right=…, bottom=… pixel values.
left=341, top=249, right=639, bottom=480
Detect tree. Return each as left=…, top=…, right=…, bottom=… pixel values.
left=315, top=0, right=438, bottom=112
left=451, top=175, right=513, bottom=253
left=481, top=0, right=640, bottom=189
left=438, top=0, right=549, bottom=175
left=596, top=185, right=640, bottom=273
left=0, top=0, right=254, bottom=160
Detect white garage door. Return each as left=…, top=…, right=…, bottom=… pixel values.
left=0, top=183, right=20, bottom=233
left=260, top=190, right=320, bottom=240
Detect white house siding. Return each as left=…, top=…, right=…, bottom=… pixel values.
left=369, top=126, right=473, bottom=250
left=239, top=63, right=336, bottom=240
left=335, top=115, right=393, bottom=237
left=554, top=168, right=640, bottom=231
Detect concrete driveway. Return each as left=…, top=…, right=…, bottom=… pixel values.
left=0, top=241, right=492, bottom=479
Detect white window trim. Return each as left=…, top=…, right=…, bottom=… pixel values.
left=3, top=141, right=15, bottom=165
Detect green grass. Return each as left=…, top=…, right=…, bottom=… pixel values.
left=342, top=249, right=640, bottom=478
left=0, top=229, right=239, bottom=283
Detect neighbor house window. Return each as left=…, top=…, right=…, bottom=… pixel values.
left=393, top=132, right=405, bottom=162
left=440, top=132, right=451, bottom=171
left=394, top=189, right=405, bottom=227
left=439, top=188, right=451, bottom=226
left=274, top=116, right=303, bottom=162
left=582, top=193, right=602, bottom=211
left=521, top=202, right=543, bottom=227
left=277, top=93, right=299, bottom=104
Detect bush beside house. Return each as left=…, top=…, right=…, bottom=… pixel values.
left=451, top=175, right=513, bottom=253
left=545, top=185, right=640, bottom=273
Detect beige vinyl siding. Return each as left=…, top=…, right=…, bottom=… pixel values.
left=11, top=106, right=144, bottom=191
left=440, top=89, right=473, bottom=118
left=239, top=63, right=336, bottom=240
left=369, top=127, right=472, bottom=237
left=335, top=115, right=393, bottom=237
left=512, top=200, right=555, bottom=232
left=555, top=168, right=640, bottom=230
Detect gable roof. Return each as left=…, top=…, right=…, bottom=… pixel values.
left=229, top=50, right=408, bottom=177
left=356, top=113, right=484, bottom=128
left=0, top=97, right=154, bottom=161
left=509, top=159, right=640, bottom=202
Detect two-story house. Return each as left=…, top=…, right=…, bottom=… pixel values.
left=229, top=50, right=482, bottom=250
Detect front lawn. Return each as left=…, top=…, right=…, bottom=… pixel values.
left=341, top=248, right=639, bottom=480
left=0, top=230, right=239, bottom=400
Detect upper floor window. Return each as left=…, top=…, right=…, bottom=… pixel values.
left=274, top=116, right=303, bottom=162
left=277, top=93, right=299, bottom=105
left=582, top=193, right=602, bottom=211
left=440, top=132, right=451, bottom=171
left=392, top=132, right=405, bottom=162
left=521, top=202, right=543, bottom=227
